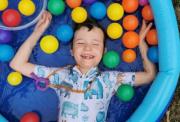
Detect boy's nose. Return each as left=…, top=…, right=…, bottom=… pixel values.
left=84, top=44, right=91, bottom=51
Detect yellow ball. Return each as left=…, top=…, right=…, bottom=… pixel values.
left=7, top=72, right=23, bottom=86
left=18, top=0, right=36, bottom=16
left=0, top=0, right=8, bottom=11
left=107, top=3, right=124, bottom=21
left=40, top=35, right=59, bottom=54
left=107, top=23, right=123, bottom=39
left=71, top=7, right=87, bottom=23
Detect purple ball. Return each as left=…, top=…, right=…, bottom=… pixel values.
left=139, top=0, right=149, bottom=6
left=0, top=29, right=12, bottom=43
left=83, top=0, right=96, bottom=5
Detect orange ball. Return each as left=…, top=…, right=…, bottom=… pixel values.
left=146, top=29, right=158, bottom=45
left=122, top=49, right=136, bottom=63
left=142, top=5, right=154, bottom=21
left=122, top=0, right=139, bottom=13
left=123, top=15, right=139, bottom=31
left=66, top=0, right=82, bottom=9
left=122, top=31, right=140, bottom=48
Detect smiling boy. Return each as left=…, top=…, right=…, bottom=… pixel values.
left=10, top=11, right=156, bottom=122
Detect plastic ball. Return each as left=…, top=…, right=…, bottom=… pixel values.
left=56, top=24, right=74, bottom=44
left=7, top=72, right=23, bottom=86
left=142, top=5, right=154, bottom=21
left=103, top=51, right=120, bottom=68
left=89, top=2, right=106, bottom=20
left=122, top=0, right=139, bottom=13
left=107, top=23, right=123, bottom=39
left=71, top=7, right=87, bottom=23
left=147, top=46, right=158, bottom=63
left=0, top=44, right=14, bottom=62
left=122, top=49, right=136, bottom=63
left=83, top=0, right=96, bottom=5
left=40, top=35, right=59, bottom=54
left=18, top=0, right=36, bottom=16
left=0, top=29, right=12, bottom=43
left=66, top=0, right=82, bottom=8
left=48, top=0, right=65, bottom=16
left=116, top=84, right=134, bottom=102
left=20, top=112, right=40, bottom=122
left=122, top=31, right=139, bottom=48
left=139, top=0, right=148, bottom=6
left=0, top=0, right=8, bottom=11
left=2, top=9, right=22, bottom=27
left=107, top=3, right=124, bottom=21
left=146, top=29, right=158, bottom=45
left=123, top=15, right=139, bottom=31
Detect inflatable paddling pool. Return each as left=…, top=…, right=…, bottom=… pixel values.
left=0, top=0, right=180, bottom=122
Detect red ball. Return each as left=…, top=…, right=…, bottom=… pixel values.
left=2, top=9, right=22, bottom=27
left=20, top=112, right=40, bottom=122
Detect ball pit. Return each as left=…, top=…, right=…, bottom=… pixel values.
left=0, top=0, right=180, bottom=122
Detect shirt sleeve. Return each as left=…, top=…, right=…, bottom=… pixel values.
left=33, top=65, right=68, bottom=85
left=103, top=71, right=135, bottom=93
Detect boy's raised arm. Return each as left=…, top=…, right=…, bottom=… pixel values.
left=10, top=11, right=52, bottom=78
left=134, top=20, right=157, bottom=86
left=117, top=20, right=157, bottom=86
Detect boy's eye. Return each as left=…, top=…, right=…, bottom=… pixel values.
left=92, top=43, right=99, bottom=46
left=77, top=42, right=84, bottom=44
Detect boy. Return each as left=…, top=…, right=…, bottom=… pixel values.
left=10, top=11, right=156, bottom=122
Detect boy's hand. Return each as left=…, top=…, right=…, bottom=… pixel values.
left=34, top=11, right=52, bottom=34
left=139, top=20, right=153, bottom=43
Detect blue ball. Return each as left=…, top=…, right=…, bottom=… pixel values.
left=147, top=46, right=158, bottom=63
left=56, top=24, right=74, bottom=44
left=0, top=44, right=14, bottom=62
left=89, top=2, right=106, bottom=20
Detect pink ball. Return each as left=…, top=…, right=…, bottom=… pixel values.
left=139, top=0, right=148, bottom=6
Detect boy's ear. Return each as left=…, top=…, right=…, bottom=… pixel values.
left=70, top=49, right=73, bottom=56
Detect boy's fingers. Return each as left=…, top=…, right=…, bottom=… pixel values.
left=140, top=22, right=153, bottom=40
left=144, top=23, right=153, bottom=34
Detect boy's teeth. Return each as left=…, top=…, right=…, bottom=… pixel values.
left=81, top=55, right=94, bottom=59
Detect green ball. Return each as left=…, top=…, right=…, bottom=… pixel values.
left=116, top=84, right=134, bottom=102
left=102, top=51, right=120, bottom=68
left=48, top=0, right=65, bottom=16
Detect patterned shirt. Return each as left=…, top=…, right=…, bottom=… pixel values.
left=33, top=65, right=135, bottom=122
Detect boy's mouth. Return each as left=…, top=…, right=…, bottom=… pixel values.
left=81, top=54, right=95, bottom=59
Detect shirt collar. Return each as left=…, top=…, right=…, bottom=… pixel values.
left=71, top=65, right=99, bottom=79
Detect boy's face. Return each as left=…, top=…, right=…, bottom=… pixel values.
left=72, top=26, right=104, bottom=70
